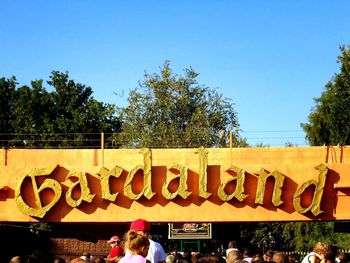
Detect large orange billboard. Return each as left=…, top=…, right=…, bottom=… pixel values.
left=1, top=146, right=349, bottom=223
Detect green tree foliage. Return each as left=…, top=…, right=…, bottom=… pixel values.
left=0, top=71, right=120, bottom=147
left=248, top=223, right=288, bottom=253
left=118, top=61, right=247, bottom=148
left=302, top=45, right=350, bottom=146
left=282, top=221, right=350, bottom=252
left=0, top=76, right=17, bottom=135
left=244, top=221, right=350, bottom=253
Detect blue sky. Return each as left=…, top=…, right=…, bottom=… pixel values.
left=1, top=1, right=350, bottom=146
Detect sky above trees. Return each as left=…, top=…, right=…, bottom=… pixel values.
left=1, top=1, right=350, bottom=146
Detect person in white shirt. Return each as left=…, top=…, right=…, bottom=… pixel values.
left=129, top=218, right=167, bottom=263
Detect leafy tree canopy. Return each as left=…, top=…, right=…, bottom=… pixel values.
left=118, top=61, right=247, bottom=148
left=0, top=71, right=120, bottom=148
left=302, top=45, right=350, bottom=146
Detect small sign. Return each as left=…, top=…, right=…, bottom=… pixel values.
left=168, top=223, right=212, bottom=239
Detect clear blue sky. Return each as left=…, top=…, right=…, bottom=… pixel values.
left=1, top=1, right=350, bottom=146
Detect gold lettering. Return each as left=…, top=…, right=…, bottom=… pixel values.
left=66, top=171, right=95, bottom=207
left=15, top=166, right=62, bottom=218
left=98, top=166, right=123, bottom=202
left=195, top=146, right=211, bottom=198
left=293, top=164, right=327, bottom=216
left=124, top=148, right=155, bottom=200
left=255, top=169, right=284, bottom=206
left=217, top=166, right=247, bottom=201
left=162, top=164, right=191, bottom=199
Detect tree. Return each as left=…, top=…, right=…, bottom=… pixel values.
left=302, top=45, right=350, bottom=145
left=0, top=71, right=120, bottom=148
left=282, top=221, right=350, bottom=252
left=46, top=71, right=119, bottom=147
left=118, top=61, right=247, bottom=148
left=0, top=76, right=17, bottom=146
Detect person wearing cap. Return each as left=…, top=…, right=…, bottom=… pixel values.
left=107, top=235, right=125, bottom=262
left=129, top=218, right=166, bottom=263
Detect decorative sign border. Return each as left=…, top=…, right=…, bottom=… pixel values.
left=168, top=223, right=212, bottom=239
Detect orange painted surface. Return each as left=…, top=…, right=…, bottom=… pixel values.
left=0, top=146, right=350, bottom=223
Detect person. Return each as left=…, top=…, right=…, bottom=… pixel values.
left=242, top=249, right=252, bottom=263
left=119, top=230, right=150, bottom=263
left=92, top=258, right=106, bottom=263
left=226, top=250, right=242, bottom=263
left=71, top=258, right=87, bottom=263
left=53, top=257, right=66, bottom=263
left=165, top=255, right=175, bottom=263
left=226, top=241, right=239, bottom=257
left=9, top=256, right=22, bottom=263
left=301, top=242, right=331, bottom=263
left=128, top=219, right=166, bottom=263
left=287, top=253, right=300, bottom=263
left=251, top=254, right=262, bottom=263
left=263, top=250, right=273, bottom=262
left=335, top=252, right=346, bottom=263
left=192, top=252, right=202, bottom=263
left=81, top=252, right=91, bottom=263
left=272, top=252, right=289, bottom=263
left=107, top=235, right=125, bottom=262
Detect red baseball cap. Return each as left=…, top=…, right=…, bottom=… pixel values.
left=130, top=218, right=150, bottom=231
left=107, top=236, right=120, bottom=243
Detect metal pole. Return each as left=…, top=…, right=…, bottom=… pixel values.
left=101, top=132, right=104, bottom=167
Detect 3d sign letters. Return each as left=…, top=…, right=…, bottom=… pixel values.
left=14, top=147, right=328, bottom=219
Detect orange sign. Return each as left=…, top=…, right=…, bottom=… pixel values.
left=1, top=146, right=350, bottom=222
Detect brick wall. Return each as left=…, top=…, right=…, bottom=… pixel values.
left=51, top=238, right=111, bottom=260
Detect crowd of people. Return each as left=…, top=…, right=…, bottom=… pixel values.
left=7, top=219, right=350, bottom=263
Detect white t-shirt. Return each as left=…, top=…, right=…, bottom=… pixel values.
left=146, top=239, right=166, bottom=263
left=301, top=252, right=318, bottom=263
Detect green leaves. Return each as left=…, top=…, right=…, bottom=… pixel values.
left=119, top=61, right=243, bottom=148
left=0, top=71, right=120, bottom=148
left=302, top=45, right=350, bottom=146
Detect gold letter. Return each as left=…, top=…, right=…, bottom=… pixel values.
left=162, top=164, right=191, bottom=200
left=255, top=169, right=284, bottom=206
left=124, top=148, right=155, bottom=200
left=66, top=171, right=95, bottom=207
left=195, top=147, right=211, bottom=198
left=217, top=166, right=247, bottom=201
left=15, top=166, right=62, bottom=218
left=293, top=164, right=327, bottom=216
left=98, top=166, right=123, bottom=202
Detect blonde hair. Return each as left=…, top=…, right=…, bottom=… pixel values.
left=125, top=230, right=150, bottom=253
left=313, top=242, right=331, bottom=257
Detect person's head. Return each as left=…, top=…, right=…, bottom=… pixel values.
left=10, top=256, right=22, bottom=263
left=337, top=252, right=346, bottom=262
left=242, top=249, right=250, bottom=258
left=53, top=257, right=66, bottom=263
left=226, top=250, right=242, bottom=263
left=71, top=258, right=87, bottom=263
left=92, top=258, right=105, bottom=263
left=313, top=242, right=331, bottom=259
left=108, top=235, right=121, bottom=248
left=166, top=255, right=175, bottom=263
left=130, top=219, right=151, bottom=237
left=251, top=254, right=262, bottom=263
left=228, top=241, right=238, bottom=249
left=263, top=250, right=273, bottom=262
left=273, top=252, right=289, bottom=263
left=192, top=252, right=202, bottom=263
left=125, top=230, right=150, bottom=257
